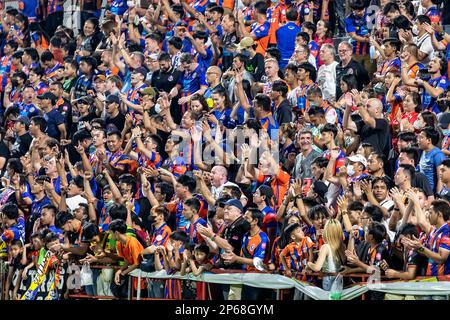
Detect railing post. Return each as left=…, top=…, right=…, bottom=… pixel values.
left=137, top=271, right=142, bottom=301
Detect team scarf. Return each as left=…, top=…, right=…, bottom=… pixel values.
left=20, top=249, right=61, bottom=300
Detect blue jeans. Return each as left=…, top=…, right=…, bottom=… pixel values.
left=147, top=280, right=164, bottom=299
left=84, top=268, right=100, bottom=296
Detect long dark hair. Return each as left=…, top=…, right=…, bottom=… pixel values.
left=278, top=213, right=301, bottom=250
left=212, top=87, right=232, bottom=110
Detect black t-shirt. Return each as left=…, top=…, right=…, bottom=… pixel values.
left=336, top=59, right=370, bottom=99
left=0, top=140, right=10, bottom=170
left=11, top=132, right=33, bottom=158
left=78, top=112, right=97, bottom=131
left=151, top=67, right=182, bottom=93
left=216, top=216, right=250, bottom=269
left=412, top=171, right=433, bottom=197
left=356, top=118, right=389, bottom=154
left=106, top=112, right=126, bottom=132
left=275, top=99, right=293, bottom=125
left=57, top=98, right=73, bottom=134
left=221, top=31, right=239, bottom=71
left=245, top=53, right=265, bottom=82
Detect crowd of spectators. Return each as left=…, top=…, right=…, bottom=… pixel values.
left=0, top=0, right=449, bottom=300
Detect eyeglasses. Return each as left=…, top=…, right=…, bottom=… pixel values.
left=338, top=49, right=351, bottom=53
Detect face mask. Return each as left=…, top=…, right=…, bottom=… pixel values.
left=309, top=101, right=319, bottom=108
left=412, top=25, right=418, bottom=36
left=346, top=164, right=355, bottom=177
left=280, top=136, right=286, bottom=144
left=241, top=219, right=251, bottom=231
left=148, top=216, right=156, bottom=225
left=413, top=119, right=424, bottom=130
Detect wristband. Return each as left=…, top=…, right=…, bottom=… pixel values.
left=210, top=235, right=216, bottom=242
left=341, top=211, right=348, bottom=215
left=417, top=246, right=425, bottom=253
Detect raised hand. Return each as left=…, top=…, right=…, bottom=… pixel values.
left=389, top=187, right=404, bottom=206
left=240, top=143, right=251, bottom=160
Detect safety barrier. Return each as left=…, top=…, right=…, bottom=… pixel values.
left=2, top=260, right=450, bottom=300
left=128, top=269, right=450, bottom=300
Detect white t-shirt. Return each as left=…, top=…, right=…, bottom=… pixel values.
left=415, top=34, right=434, bottom=66
left=317, top=61, right=338, bottom=101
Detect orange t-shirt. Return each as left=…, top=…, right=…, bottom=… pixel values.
left=257, top=167, right=290, bottom=208
left=116, top=235, right=144, bottom=266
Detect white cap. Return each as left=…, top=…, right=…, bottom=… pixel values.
left=347, top=154, right=368, bottom=167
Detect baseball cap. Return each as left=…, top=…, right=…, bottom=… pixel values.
left=94, top=74, right=106, bottom=82
left=76, top=95, right=94, bottom=105
left=133, top=67, right=148, bottom=78
left=12, top=115, right=30, bottom=126
left=224, top=199, right=243, bottom=212
left=105, top=94, right=120, bottom=104
left=348, top=154, right=368, bottom=167
left=438, top=112, right=450, bottom=129
left=223, top=181, right=239, bottom=189
left=37, top=92, right=57, bottom=101
left=238, top=37, right=254, bottom=50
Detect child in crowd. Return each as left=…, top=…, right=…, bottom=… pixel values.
left=5, top=240, right=27, bottom=300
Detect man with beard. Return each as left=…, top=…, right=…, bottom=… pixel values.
left=150, top=53, right=181, bottom=94
left=49, top=81, right=72, bottom=133
left=293, top=130, right=321, bottom=181
left=367, top=152, right=393, bottom=186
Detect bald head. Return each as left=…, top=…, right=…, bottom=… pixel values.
left=206, top=66, right=222, bottom=86
left=367, top=98, right=383, bottom=117
left=211, top=165, right=228, bottom=187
